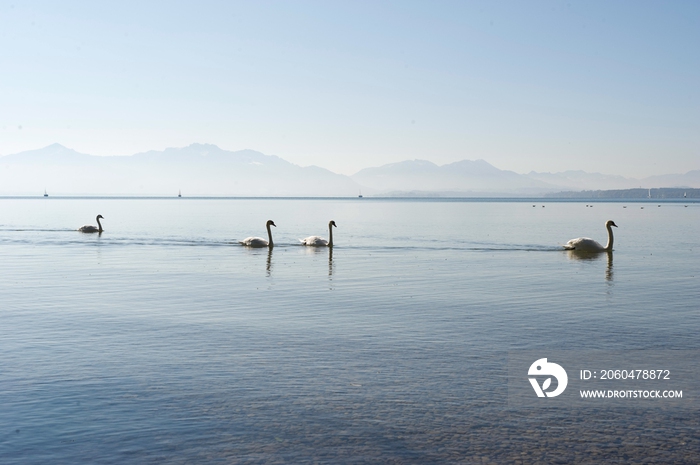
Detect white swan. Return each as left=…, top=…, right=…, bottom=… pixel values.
left=300, top=220, right=336, bottom=247
left=564, top=220, right=617, bottom=252
left=239, top=220, right=276, bottom=248
left=78, top=215, right=104, bottom=233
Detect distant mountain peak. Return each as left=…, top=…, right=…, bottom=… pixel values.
left=46, top=142, right=68, bottom=149
left=2, top=143, right=90, bottom=161
left=186, top=142, right=219, bottom=149
left=0, top=143, right=360, bottom=196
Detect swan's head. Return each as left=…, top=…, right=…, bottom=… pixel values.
left=329, top=220, right=337, bottom=228
left=606, top=220, right=617, bottom=228
left=266, top=220, right=276, bottom=228
left=97, top=215, right=104, bottom=220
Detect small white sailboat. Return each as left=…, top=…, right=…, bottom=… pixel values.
left=178, top=189, right=182, bottom=198
left=43, top=189, right=48, bottom=197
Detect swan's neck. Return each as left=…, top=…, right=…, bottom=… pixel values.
left=96, top=217, right=103, bottom=232
left=328, top=224, right=333, bottom=247
left=605, top=224, right=614, bottom=251
left=266, top=223, right=274, bottom=247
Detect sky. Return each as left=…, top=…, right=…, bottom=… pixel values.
left=1, top=0, right=698, bottom=178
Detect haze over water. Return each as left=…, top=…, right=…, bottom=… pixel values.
left=1, top=198, right=698, bottom=463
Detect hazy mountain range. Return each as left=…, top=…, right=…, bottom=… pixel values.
left=1, top=143, right=698, bottom=196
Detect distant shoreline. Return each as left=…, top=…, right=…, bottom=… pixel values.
left=1, top=193, right=698, bottom=202
left=543, top=187, right=700, bottom=199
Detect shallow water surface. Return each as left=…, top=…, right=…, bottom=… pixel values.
left=1, top=198, right=698, bottom=463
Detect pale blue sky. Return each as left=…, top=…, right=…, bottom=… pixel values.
left=1, top=1, right=698, bottom=177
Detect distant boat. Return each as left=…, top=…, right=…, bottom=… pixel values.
left=178, top=190, right=182, bottom=198
left=684, top=192, right=687, bottom=198
left=358, top=190, right=363, bottom=198
left=648, top=188, right=651, bottom=198
left=43, top=190, right=48, bottom=197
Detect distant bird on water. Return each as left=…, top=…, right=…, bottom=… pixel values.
left=239, top=220, right=276, bottom=248
left=300, top=220, right=337, bottom=247
left=78, top=215, right=104, bottom=233
left=563, top=220, right=617, bottom=252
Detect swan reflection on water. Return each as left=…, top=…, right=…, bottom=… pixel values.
left=566, top=249, right=614, bottom=282
left=266, top=247, right=273, bottom=277
left=300, top=242, right=335, bottom=278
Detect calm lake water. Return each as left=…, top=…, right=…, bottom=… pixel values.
left=1, top=198, right=698, bottom=463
